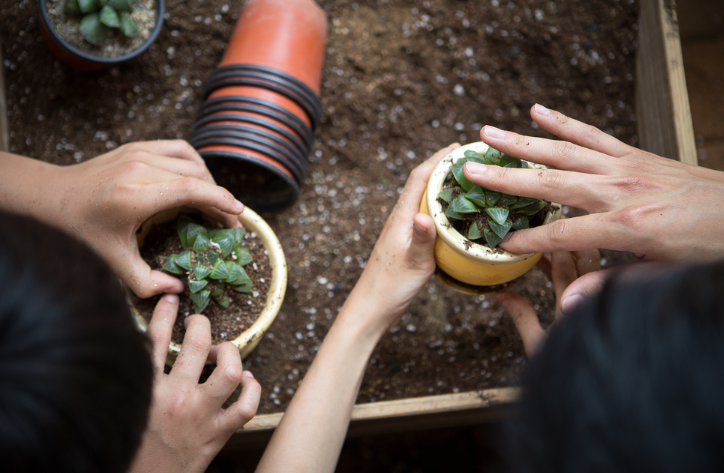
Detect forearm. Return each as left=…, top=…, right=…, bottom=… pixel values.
left=256, top=288, right=386, bottom=473
left=0, top=151, right=61, bottom=222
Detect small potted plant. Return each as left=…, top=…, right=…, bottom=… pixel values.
left=420, top=142, right=562, bottom=294
left=37, top=0, right=165, bottom=71
left=127, top=206, right=287, bottom=364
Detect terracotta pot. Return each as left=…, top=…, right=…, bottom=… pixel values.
left=37, top=0, right=165, bottom=71
left=127, top=206, right=288, bottom=364
left=219, top=0, right=327, bottom=94
left=420, top=142, right=562, bottom=292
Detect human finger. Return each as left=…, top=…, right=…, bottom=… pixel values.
left=572, top=248, right=601, bottom=276
left=204, top=342, right=244, bottom=405
left=125, top=140, right=206, bottom=164
left=559, top=267, right=615, bottom=314
left=114, top=245, right=185, bottom=298
left=536, top=254, right=552, bottom=281
left=171, top=315, right=212, bottom=381
left=147, top=294, right=179, bottom=375
left=478, top=125, right=611, bottom=174
left=133, top=152, right=216, bottom=184
left=530, top=104, right=634, bottom=158
left=463, top=162, right=608, bottom=211
left=496, top=292, right=545, bottom=358
left=405, top=213, right=437, bottom=271
left=550, top=251, right=578, bottom=319
left=220, top=371, right=261, bottom=433
left=195, top=205, right=243, bottom=230
left=135, top=175, right=244, bottom=219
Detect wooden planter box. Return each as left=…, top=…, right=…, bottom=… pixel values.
left=222, top=0, right=697, bottom=450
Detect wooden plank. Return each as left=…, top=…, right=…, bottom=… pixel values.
left=0, top=39, right=9, bottom=153
left=636, top=0, right=697, bottom=165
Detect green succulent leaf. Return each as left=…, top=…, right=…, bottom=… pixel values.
left=119, top=12, right=138, bottom=37
left=463, top=150, right=485, bottom=164
left=193, top=264, right=212, bottom=281
left=227, top=263, right=248, bottom=285
left=468, top=222, right=482, bottom=240
left=451, top=158, right=474, bottom=192
left=188, top=279, right=208, bottom=293
left=211, top=282, right=225, bottom=299
left=175, top=251, right=191, bottom=271
left=232, top=227, right=244, bottom=243
left=498, top=194, right=518, bottom=206
left=438, top=188, right=454, bottom=203
left=210, top=259, right=230, bottom=280
left=64, top=0, right=82, bottom=14
left=511, top=217, right=530, bottom=230
left=79, top=0, right=100, bottom=13
left=215, top=296, right=231, bottom=309
left=234, top=248, right=252, bottom=266
left=484, top=190, right=502, bottom=206
left=186, top=223, right=208, bottom=247
left=517, top=200, right=547, bottom=216
left=485, top=207, right=509, bottom=225
left=484, top=227, right=504, bottom=247
left=212, top=233, right=234, bottom=257
left=161, top=254, right=182, bottom=275
left=207, top=251, right=219, bottom=267
left=79, top=13, right=109, bottom=45
left=451, top=195, right=478, bottom=214
left=484, top=147, right=502, bottom=164
left=489, top=220, right=513, bottom=239
left=499, top=154, right=522, bottom=168
left=109, top=0, right=133, bottom=12
left=177, top=215, right=195, bottom=247
left=230, top=273, right=252, bottom=292
left=190, top=290, right=211, bottom=313
left=99, top=5, right=120, bottom=27
left=511, top=197, right=538, bottom=210
left=465, top=186, right=487, bottom=207
left=445, top=205, right=463, bottom=220
left=193, top=233, right=212, bottom=251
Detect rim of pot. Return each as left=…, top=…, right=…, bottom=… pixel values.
left=38, top=0, right=166, bottom=65
left=209, top=86, right=312, bottom=128
left=192, top=112, right=309, bottom=150
left=426, top=142, right=562, bottom=265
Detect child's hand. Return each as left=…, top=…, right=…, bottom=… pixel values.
left=344, top=143, right=460, bottom=337
left=496, top=247, right=600, bottom=357
left=129, top=294, right=261, bottom=473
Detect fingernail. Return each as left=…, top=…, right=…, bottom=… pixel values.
left=234, top=199, right=244, bottom=212
left=561, top=294, right=584, bottom=314
left=464, top=162, right=487, bottom=176
left=534, top=103, right=551, bottom=116
left=243, top=371, right=255, bottom=379
left=162, top=294, right=179, bottom=303
left=483, top=125, right=506, bottom=140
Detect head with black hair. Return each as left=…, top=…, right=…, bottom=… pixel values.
left=509, top=261, right=724, bottom=473
left=0, top=211, right=154, bottom=473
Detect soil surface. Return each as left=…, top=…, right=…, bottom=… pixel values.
left=131, top=218, right=271, bottom=345
left=1, top=0, right=639, bottom=414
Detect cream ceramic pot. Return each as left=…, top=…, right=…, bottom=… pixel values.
left=420, top=142, right=561, bottom=291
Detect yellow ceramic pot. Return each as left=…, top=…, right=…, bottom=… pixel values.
left=126, top=206, right=287, bottom=365
left=420, top=142, right=561, bottom=293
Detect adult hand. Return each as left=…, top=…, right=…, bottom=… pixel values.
left=129, top=294, right=261, bottom=473
left=0, top=141, right=244, bottom=298
left=463, top=105, right=724, bottom=263
left=496, top=247, right=600, bottom=357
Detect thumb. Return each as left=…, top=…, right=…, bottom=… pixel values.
left=122, top=254, right=185, bottom=298
left=559, top=268, right=613, bottom=315
left=406, top=213, right=437, bottom=270
left=496, top=291, right=545, bottom=358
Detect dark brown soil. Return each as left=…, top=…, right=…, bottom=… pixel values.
left=130, top=218, right=271, bottom=345
left=1, top=0, right=639, bottom=414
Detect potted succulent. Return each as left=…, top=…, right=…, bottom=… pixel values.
left=420, top=142, right=562, bottom=294
left=126, top=206, right=287, bottom=364
left=37, top=0, right=165, bottom=71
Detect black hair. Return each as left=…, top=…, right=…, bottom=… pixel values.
left=508, top=260, right=724, bottom=473
left=0, top=211, right=154, bottom=473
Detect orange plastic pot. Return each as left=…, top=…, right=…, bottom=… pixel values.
left=210, top=85, right=312, bottom=128
left=219, top=0, right=327, bottom=94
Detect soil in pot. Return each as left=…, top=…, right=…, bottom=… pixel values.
left=130, top=215, right=272, bottom=344
left=45, top=0, right=157, bottom=58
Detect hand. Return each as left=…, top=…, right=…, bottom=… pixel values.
left=16, top=141, right=244, bottom=298
left=462, top=105, right=724, bottom=264
left=496, top=247, right=600, bottom=356
left=129, top=294, right=261, bottom=473
left=345, top=143, right=461, bottom=336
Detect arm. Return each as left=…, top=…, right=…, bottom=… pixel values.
left=129, top=294, right=261, bottom=473
left=255, top=143, right=461, bottom=473
left=0, top=141, right=243, bottom=298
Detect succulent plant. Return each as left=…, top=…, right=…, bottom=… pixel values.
left=64, top=0, right=139, bottom=46
left=158, top=215, right=253, bottom=314
left=438, top=147, right=550, bottom=248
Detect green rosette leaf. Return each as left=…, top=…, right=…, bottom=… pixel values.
left=188, top=279, right=208, bottom=294
left=161, top=254, right=182, bottom=275
left=232, top=227, right=244, bottom=243
left=484, top=147, right=502, bottom=164
left=468, top=222, right=482, bottom=240
left=79, top=13, right=109, bottom=45
left=207, top=251, right=219, bottom=267
left=175, top=251, right=191, bottom=271
left=212, top=233, right=234, bottom=257
left=517, top=200, right=547, bottom=216
left=99, top=5, right=120, bottom=27
left=109, top=0, right=133, bottom=12
left=498, top=194, right=517, bottom=206
left=119, top=12, right=138, bottom=37
left=445, top=205, right=463, bottom=220
left=211, top=282, right=225, bottom=299
left=234, top=248, right=252, bottom=266
left=498, top=154, right=522, bottom=168
left=177, top=215, right=195, bottom=247
left=465, top=186, right=486, bottom=207
left=438, top=188, right=454, bottom=203
left=193, top=264, right=212, bottom=281
left=489, top=220, right=513, bottom=239
left=451, top=195, right=478, bottom=214
left=65, top=0, right=82, bottom=14
left=79, top=0, right=100, bottom=13
left=511, top=197, right=538, bottom=210
left=451, top=158, right=474, bottom=192
left=186, top=223, right=207, bottom=247
left=210, top=259, right=230, bottom=280
left=511, top=217, right=530, bottom=230
left=193, top=233, right=211, bottom=251
left=225, top=262, right=242, bottom=284
left=230, top=272, right=252, bottom=293
left=463, top=150, right=485, bottom=164
left=215, top=296, right=231, bottom=309
left=485, top=207, right=509, bottom=225
left=484, top=190, right=501, bottom=206
left=484, top=227, right=504, bottom=247
left=191, top=290, right=211, bottom=313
